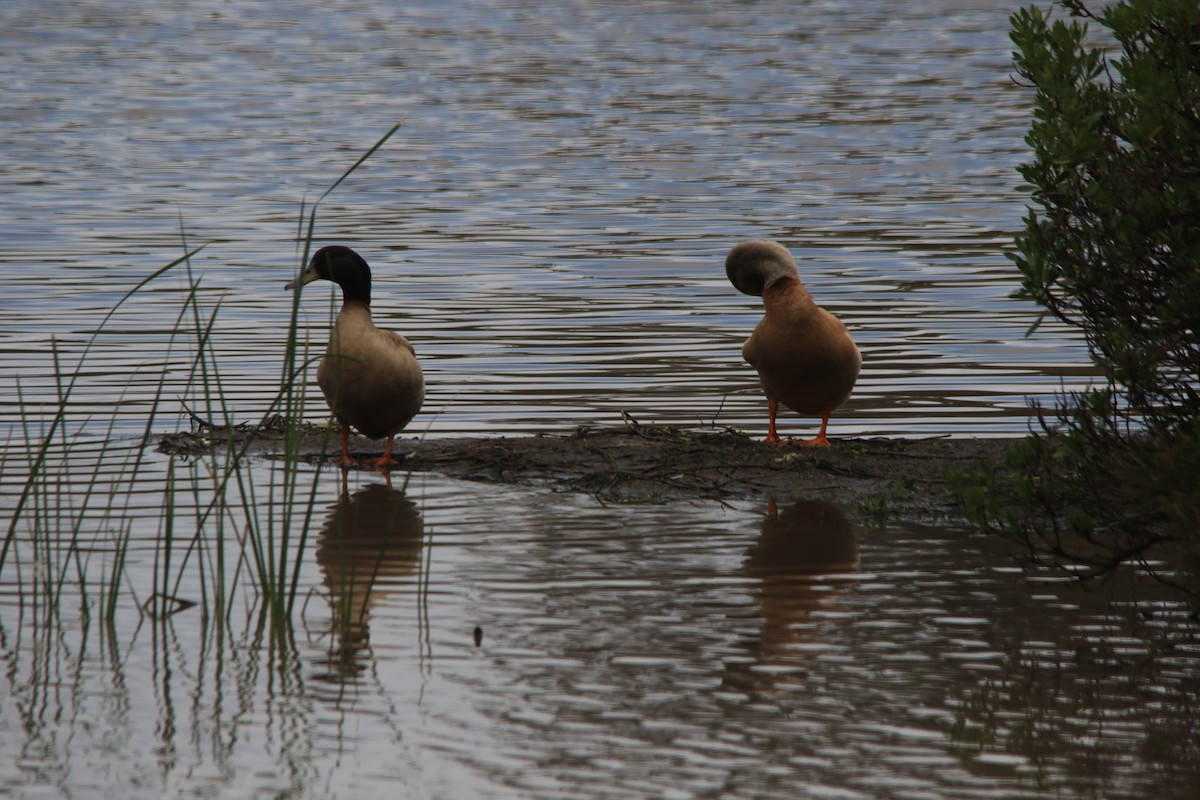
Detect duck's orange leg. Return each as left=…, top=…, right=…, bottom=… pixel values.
left=368, top=432, right=399, bottom=468
left=764, top=398, right=783, bottom=444
left=334, top=423, right=357, bottom=466
left=791, top=408, right=833, bottom=448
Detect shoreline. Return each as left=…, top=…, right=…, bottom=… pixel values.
left=158, top=422, right=1013, bottom=520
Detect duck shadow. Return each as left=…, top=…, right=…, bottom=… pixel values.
left=310, top=472, right=425, bottom=683
left=725, top=498, right=860, bottom=693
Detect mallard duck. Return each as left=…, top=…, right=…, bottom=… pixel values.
left=285, top=245, right=425, bottom=467
left=726, top=240, right=860, bottom=446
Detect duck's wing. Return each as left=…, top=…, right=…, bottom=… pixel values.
left=379, top=328, right=416, bottom=357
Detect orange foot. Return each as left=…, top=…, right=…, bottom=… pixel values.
left=787, top=435, right=831, bottom=448
left=368, top=455, right=398, bottom=469
left=762, top=402, right=834, bottom=447
left=367, top=434, right=399, bottom=469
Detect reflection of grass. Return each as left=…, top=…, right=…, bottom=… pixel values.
left=0, top=124, right=403, bottom=633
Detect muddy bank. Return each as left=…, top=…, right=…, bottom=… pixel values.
left=158, top=421, right=1013, bottom=520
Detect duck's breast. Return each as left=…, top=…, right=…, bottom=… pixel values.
left=318, top=309, right=425, bottom=438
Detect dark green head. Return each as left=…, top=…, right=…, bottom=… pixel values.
left=285, top=245, right=373, bottom=305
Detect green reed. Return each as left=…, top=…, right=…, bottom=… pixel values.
left=1, top=123, right=405, bottom=635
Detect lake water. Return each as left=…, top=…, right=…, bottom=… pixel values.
left=2, top=0, right=1198, bottom=798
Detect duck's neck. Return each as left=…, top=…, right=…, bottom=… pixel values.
left=763, top=275, right=814, bottom=312
left=338, top=280, right=371, bottom=306
left=338, top=299, right=373, bottom=320
left=331, top=302, right=375, bottom=351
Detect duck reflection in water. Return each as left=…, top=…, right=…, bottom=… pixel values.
left=728, top=498, right=859, bottom=692
left=312, top=471, right=424, bottom=683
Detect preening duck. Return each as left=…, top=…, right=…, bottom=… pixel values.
left=286, top=245, right=425, bottom=467
left=725, top=240, right=860, bottom=446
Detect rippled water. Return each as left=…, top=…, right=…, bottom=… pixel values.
left=3, top=462, right=1199, bottom=799
left=1, top=0, right=1094, bottom=441
left=2, top=1, right=1198, bottom=799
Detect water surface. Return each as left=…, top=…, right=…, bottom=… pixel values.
left=1, top=0, right=1094, bottom=441
left=3, top=463, right=1199, bottom=799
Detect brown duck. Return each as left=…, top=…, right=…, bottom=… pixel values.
left=726, top=240, right=860, bottom=446
left=286, top=245, right=425, bottom=467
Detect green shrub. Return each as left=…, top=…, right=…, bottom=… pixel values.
left=965, top=0, right=1200, bottom=592
left=1010, top=0, right=1200, bottom=430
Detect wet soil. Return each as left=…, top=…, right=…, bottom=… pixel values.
left=158, top=420, right=1012, bottom=520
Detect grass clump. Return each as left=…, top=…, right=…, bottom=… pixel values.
left=0, top=123, right=405, bottom=635
left=959, top=1, right=1200, bottom=594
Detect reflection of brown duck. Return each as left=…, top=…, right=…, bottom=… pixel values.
left=725, top=240, right=861, bottom=446
left=313, top=478, right=424, bottom=681
left=732, top=499, right=859, bottom=687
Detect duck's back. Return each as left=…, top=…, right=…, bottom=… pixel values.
left=743, top=281, right=860, bottom=416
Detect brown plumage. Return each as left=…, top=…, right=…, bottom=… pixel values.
left=286, top=246, right=424, bottom=467
left=726, top=240, right=861, bottom=446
